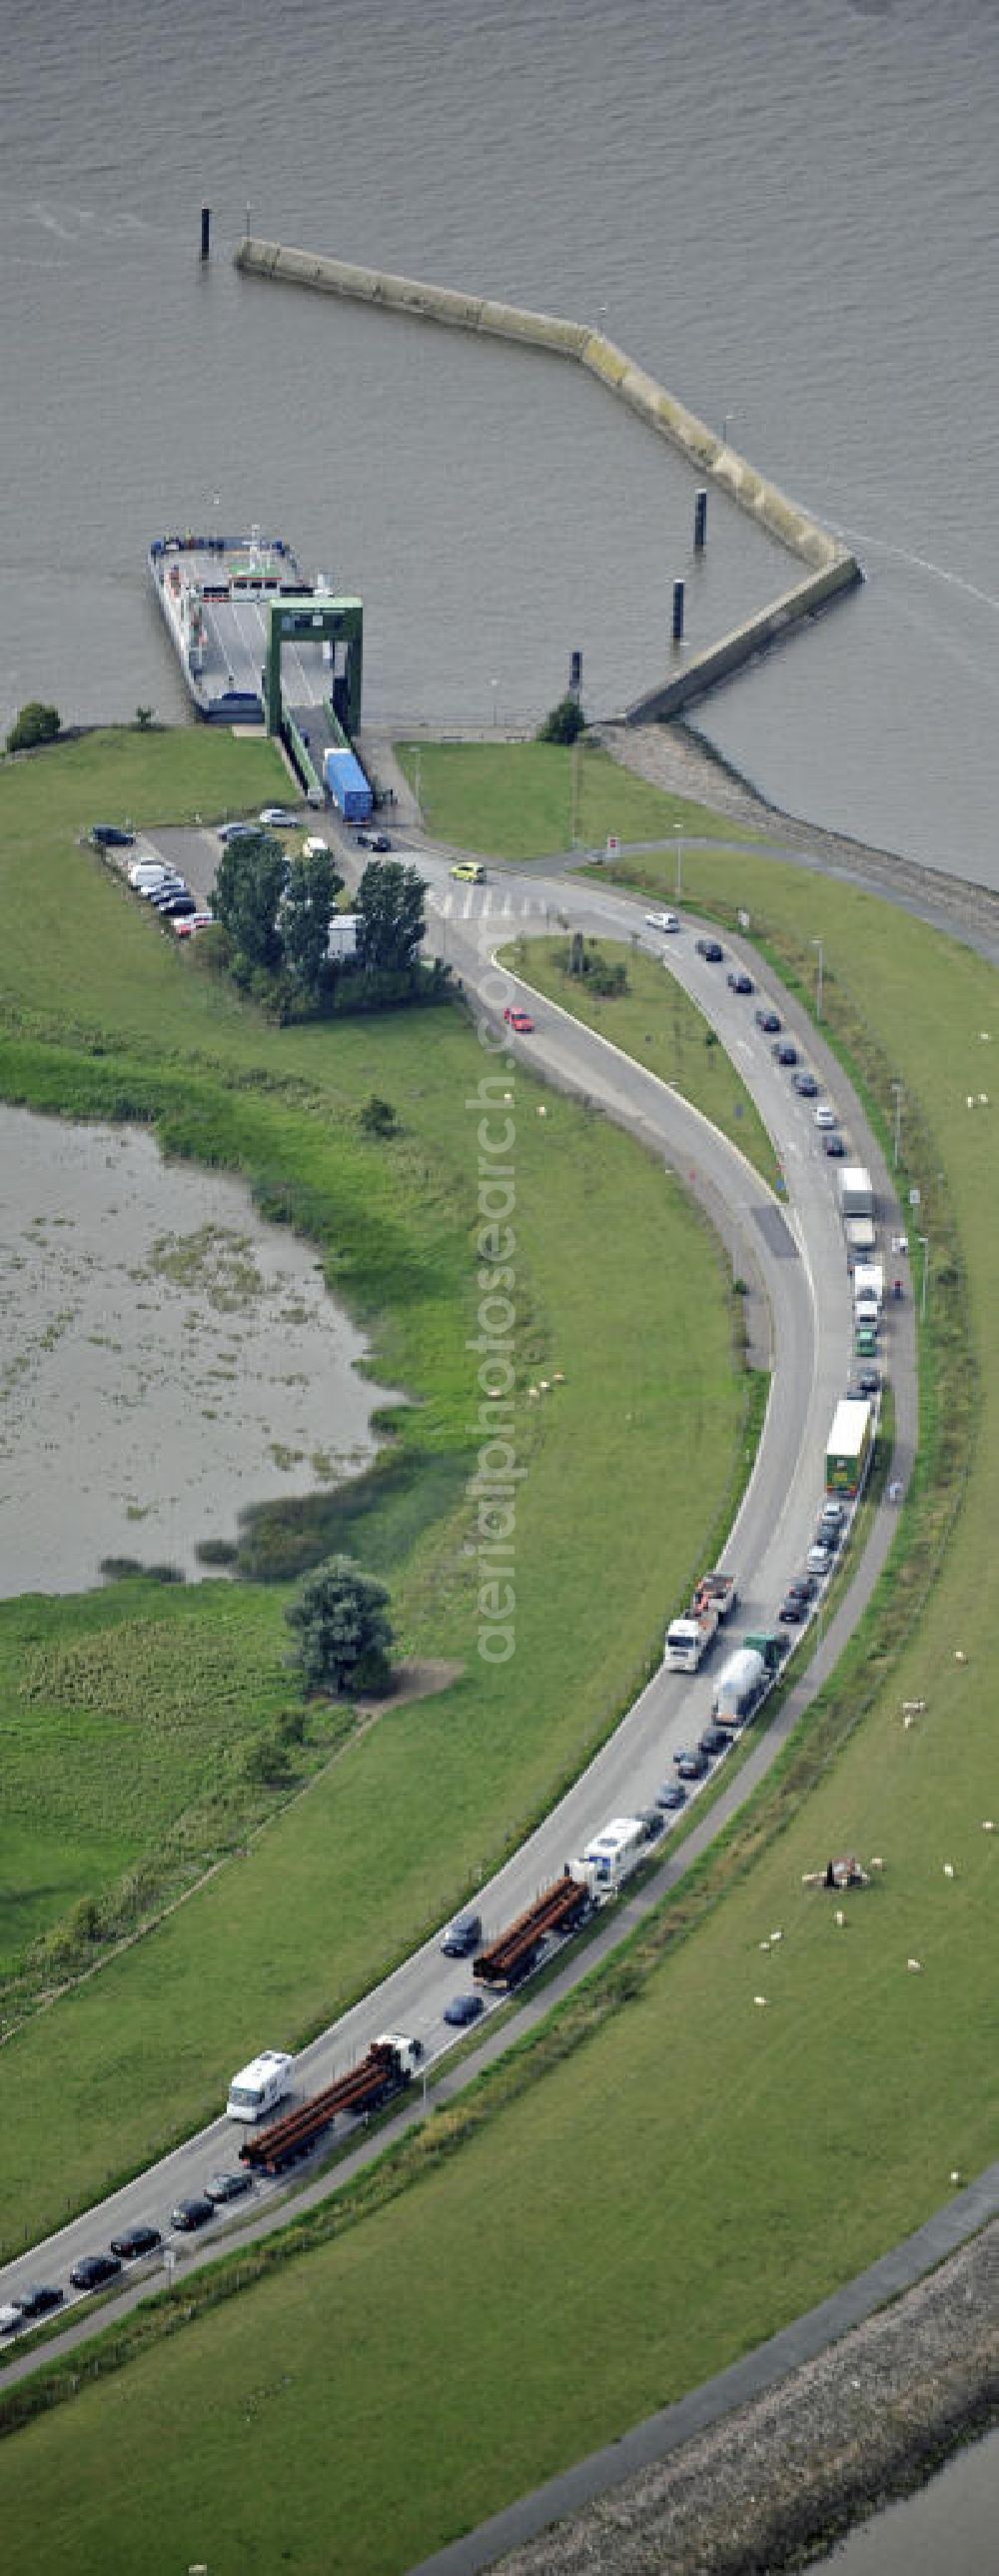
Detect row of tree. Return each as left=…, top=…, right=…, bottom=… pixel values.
left=209, top=831, right=430, bottom=1010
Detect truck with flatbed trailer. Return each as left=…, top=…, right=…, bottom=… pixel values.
left=238, top=2033, right=422, bottom=2174
left=571, top=1816, right=649, bottom=1903
left=473, top=1873, right=593, bottom=1990
left=664, top=1571, right=737, bottom=1672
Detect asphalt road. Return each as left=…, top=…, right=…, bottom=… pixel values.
left=0, top=825, right=915, bottom=2356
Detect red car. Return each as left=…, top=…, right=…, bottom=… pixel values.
left=503, top=1006, right=534, bottom=1034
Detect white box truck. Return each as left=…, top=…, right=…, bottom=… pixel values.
left=838, top=1165, right=875, bottom=1221
left=227, top=2048, right=295, bottom=2122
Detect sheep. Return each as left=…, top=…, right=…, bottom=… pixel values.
left=769, top=1930, right=783, bottom=1943
left=758, top=1939, right=771, bottom=1952
left=907, top=1957, right=923, bottom=1972
left=869, top=1857, right=884, bottom=1870
left=834, top=1910, right=845, bottom=1929
left=943, top=1863, right=955, bottom=1879
left=982, top=1821, right=995, bottom=1834
left=950, top=2170, right=962, bottom=2186
left=753, top=1994, right=767, bottom=2007
left=901, top=1699, right=926, bottom=1716
left=955, top=1649, right=967, bottom=1663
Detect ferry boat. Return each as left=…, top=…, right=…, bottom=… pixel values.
left=148, top=528, right=311, bottom=722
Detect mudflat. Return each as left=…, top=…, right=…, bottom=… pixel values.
left=0, top=1105, right=397, bottom=1595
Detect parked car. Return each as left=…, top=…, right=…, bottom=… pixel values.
left=109, top=2222, right=162, bottom=2260
left=645, top=909, right=679, bottom=932
left=695, top=937, right=724, bottom=962
left=129, top=861, right=170, bottom=890
left=443, top=1993, right=485, bottom=2028
left=259, top=806, right=300, bottom=828
left=503, top=1006, right=534, bottom=1033
left=773, top=1040, right=798, bottom=1066
left=441, top=1913, right=482, bottom=1958
left=170, top=2196, right=215, bottom=2233
left=11, top=2283, right=63, bottom=2321
left=217, top=820, right=257, bottom=843
left=204, top=2170, right=254, bottom=2205
left=655, top=1780, right=688, bottom=1811
left=726, top=969, right=754, bottom=995
left=156, top=895, right=197, bottom=918
left=755, top=1006, right=781, bottom=1033
left=699, top=1723, right=731, bottom=1757
left=819, top=1498, right=845, bottom=1530
left=815, top=1104, right=838, bottom=1129
left=792, top=1070, right=819, bottom=1097
left=69, top=2252, right=122, bottom=2291
left=146, top=878, right=189, bottom=904
left=302, top=836, right=331, bottom=859
left=675, top=1748, right=709, bottom=1780
left=824, top=1132, right=847, bottom=1157
left=90, top=823, right=135, bottom=848
left=172, top=911, right=216, bottom=937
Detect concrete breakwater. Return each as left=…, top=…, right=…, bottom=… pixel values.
left=235, top=238, right=862, bottom=723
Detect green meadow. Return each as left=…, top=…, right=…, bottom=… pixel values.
left=0, top=732, right=747, bottom=2247
left=1, top=736, right=997, bottom=2575
left=396, top=735, right=746, bottom=859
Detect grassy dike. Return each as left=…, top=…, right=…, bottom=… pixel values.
left=0, top=731, right=749, bottom=2252
left=396, top=734, right=749, bottom=859
left=1, top=756, right=995, bottom=2573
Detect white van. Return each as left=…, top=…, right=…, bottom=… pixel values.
left=226, top=2049, right=294, bottom=2123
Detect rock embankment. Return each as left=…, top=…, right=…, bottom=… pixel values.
left=493, top=2220, right=999, bottom=2576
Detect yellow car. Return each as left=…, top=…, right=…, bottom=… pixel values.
left=451, top=861, right=487, bottom=883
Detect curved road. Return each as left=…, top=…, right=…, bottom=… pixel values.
left=0, top=830, right=915, bottom=2370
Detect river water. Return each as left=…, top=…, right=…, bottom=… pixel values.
left=3, top=0, right=999, bottom=883
left=2, top=4, right=996, bottom=2556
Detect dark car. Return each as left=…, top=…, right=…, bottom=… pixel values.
left=699, top=1724, right=731, bottom=1758
left=146, top=879, right=189, bottom=905
left=854, top=1365, right=882, bottom=1397
left=217, top=820, right=257, bottom=843
left=90, top=823, right=135, bottom=848
left=170, top=2196, right=215, bottom=2233
left=778, top=1594, right=806, bottom=1625
left=70, top=2251, right=122, bottom=2292
left=109, top=2222, right=162, bottom=2260
left=695, top=937, right=724, bottom=963
left=792, top=1069, right=819, bottom=1097
left=205, top=2170, right=254, bottom=2206
left=638, top=1807, right=666, bottom=1842
left=441, top=1912, right=482, bottom=1958
left=155, top=894, right=197, bottom=918
left=788, top=1573, right=818, bottom=1603
left=443, top=1992, right=485, bottom=2028
left=824, top=1132, right=847, bottom=1157
left=357, top=830, right=393, bottom=853
left=815, top=1517, right=840, bottom=1553
left=655, top=1780, right=688, bottom=1811
left=12, top=2283, right=64, bottom=2321
left=726, top=969, right=754, bottom=995
left=773, top=1040, right=798, bottom=1066
left=675, top=1748, right=709, bottom=1780
left=755, top=1006, right=781, bottom=1033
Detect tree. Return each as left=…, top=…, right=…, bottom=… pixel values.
left=286, top=1555, right=394, bottom=1697
left=280, top=848, right=342, bottom=994
left=355, top=859, right=427, bottom=973
left=210, top=829, right=287, bottom=971
left=5, top=700, right=61, bottom=753
left=536, top=694, right=586, bottom=745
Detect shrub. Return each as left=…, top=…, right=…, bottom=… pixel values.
left=5, top=700, right=61, bottom=753
left=536, top=694, right=586, bottom=745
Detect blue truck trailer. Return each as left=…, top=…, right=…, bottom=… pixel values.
left=324, top=746, right=373, bottom=823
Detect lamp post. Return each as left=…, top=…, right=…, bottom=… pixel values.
left=674, top=822, right=683, bottom=901
left=491, top=677, right=499, bottom=729
left=811, top=936, right=824, bottom=1022
left=892, top=1080, right=904, bottom=1168
left=918, top=1232, right=929, bottom=1322
left=414, top=743, right=422, bottom=818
